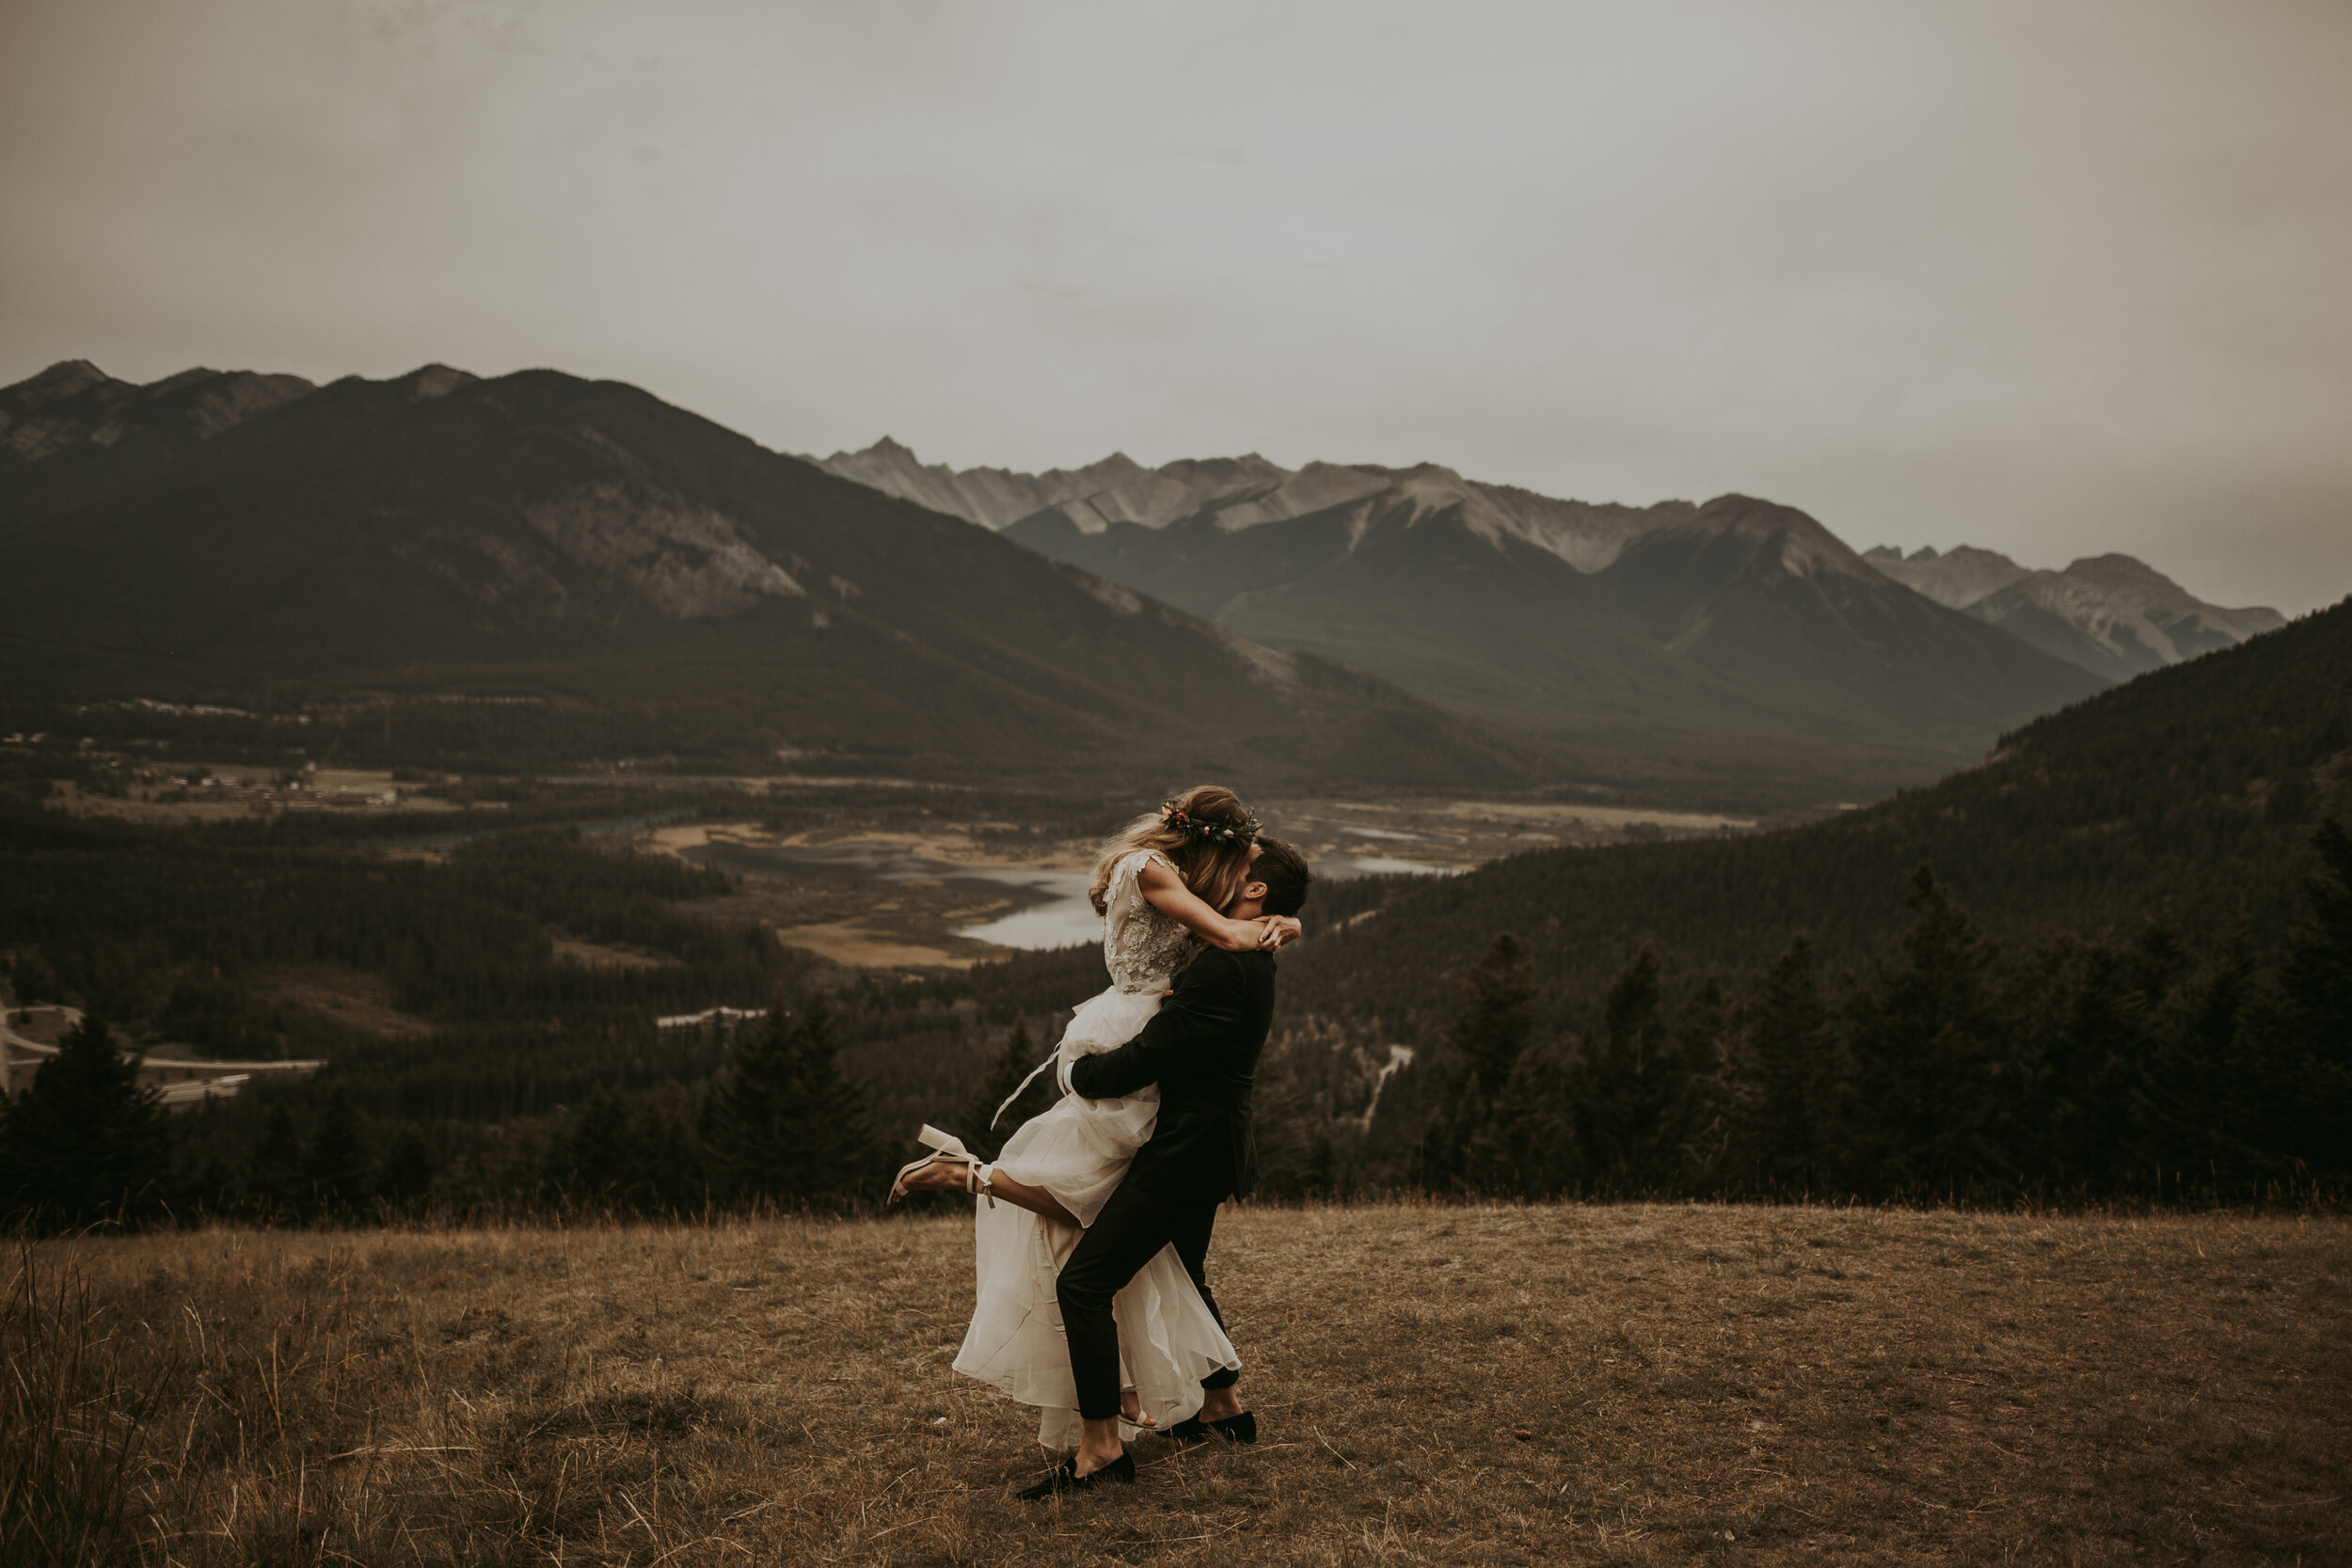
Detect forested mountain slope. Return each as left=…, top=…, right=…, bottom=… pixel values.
left=1283, top=596, right=2352, bottom=1043
left=0, top=362, right=1518, bottom=788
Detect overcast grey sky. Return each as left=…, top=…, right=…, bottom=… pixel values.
left=4, top=0, right=2347, bottom=612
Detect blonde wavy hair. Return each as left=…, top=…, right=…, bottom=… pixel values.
left=1087, top=784, right=1261, bottom=916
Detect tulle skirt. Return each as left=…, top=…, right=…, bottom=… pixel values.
left=949, top=984, right=1241, bottom=1449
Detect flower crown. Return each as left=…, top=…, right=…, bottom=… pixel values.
left=1161, top=800, right=1261, bottom=847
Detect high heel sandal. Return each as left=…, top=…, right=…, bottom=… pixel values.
left=887, top=1124, right=997, bottom=1205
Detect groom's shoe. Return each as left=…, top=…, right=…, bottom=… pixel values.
left=1168, top=1410, right=1257, bottom=1446
left=1016, top=1451, right=1136, bottom=1500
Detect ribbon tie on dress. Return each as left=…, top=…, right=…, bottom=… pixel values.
left=992, top=1046, right=1063, bottom=1130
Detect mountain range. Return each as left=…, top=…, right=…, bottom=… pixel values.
left=0, top=361, right=1516, bottom=788
left=3, top=358, right=2284, bottom=808
left=819, top=442, right=2281, bottom=691
left=817, top=440, right=2110, bottom=801
left=1862, top=545, right=2285, bottom=682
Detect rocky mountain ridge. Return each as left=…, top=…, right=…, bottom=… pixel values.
left=0, top=361, right=1518, bottom=788
left=818, top=438, right=2107, bottom=802
left=815, top=437, right=1691, bottom=574
left=1864, top=544, right=2285, bottom=680
left=0, top=358, right=317, bottom=464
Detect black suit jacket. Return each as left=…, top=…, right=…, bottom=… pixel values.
left=1067, top=946, right=1274, bottom=1203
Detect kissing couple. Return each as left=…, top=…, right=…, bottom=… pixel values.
left=889, top=784, right=1313, bottom=1497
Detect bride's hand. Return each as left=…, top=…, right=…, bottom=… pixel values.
left=1257, top=916, right=1302, bottom=948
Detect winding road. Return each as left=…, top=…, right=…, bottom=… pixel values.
left=1, top=1005, right=324, bottom=1107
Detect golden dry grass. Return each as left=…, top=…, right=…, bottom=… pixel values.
left=8, top=1204, right=2348, bottom=1565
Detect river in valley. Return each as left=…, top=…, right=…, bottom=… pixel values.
left=682, top=838, right=1449, bottom=952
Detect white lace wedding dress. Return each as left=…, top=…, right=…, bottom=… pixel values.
left=950, top=848, right=1241, bottom=1449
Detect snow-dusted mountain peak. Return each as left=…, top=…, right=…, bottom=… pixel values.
left=808, top=440, right=1708, bottom=572
left=1865, top=542, right=2282, bottom=679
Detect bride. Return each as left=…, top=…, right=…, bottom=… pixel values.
left=889, top=784, right=1300, bottom=1449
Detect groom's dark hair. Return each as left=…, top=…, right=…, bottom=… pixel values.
left=1253, top=836, right=1314, bottom=918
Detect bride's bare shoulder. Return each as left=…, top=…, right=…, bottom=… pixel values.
left=1129, top=849, right=1187, bottom=890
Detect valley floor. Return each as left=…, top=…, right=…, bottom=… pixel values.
left=11, top=1205, right=2347, bottom=1565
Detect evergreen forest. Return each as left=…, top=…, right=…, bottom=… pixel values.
left=2, top=600, right=2347, bottom=1228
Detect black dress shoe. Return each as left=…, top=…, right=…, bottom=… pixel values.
left=1168, top=1410, right=1257, bottom=1445
left=1016, top=1451, right=1136, bottom=1499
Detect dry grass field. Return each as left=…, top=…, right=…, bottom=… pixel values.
left=7, top=1204, right=2347, bottom=1566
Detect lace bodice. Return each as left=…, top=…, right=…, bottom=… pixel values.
left=1103, top=849, right=1200, bottom=992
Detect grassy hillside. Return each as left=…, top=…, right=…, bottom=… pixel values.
left=9, top=1207, right=2346, bottom=1565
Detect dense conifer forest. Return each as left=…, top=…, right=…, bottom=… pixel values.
left=1, top=601, right=2345, bottom=1227
left=1286, top=596, right=2352, bottom=1042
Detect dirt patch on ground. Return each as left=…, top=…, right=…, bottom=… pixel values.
left=250, top=965, right=435, bottom=1037
left=1264, top=796, right=1756, bottom=867
left=550, top=937, right=675, bottom=970
left=646, top=820, right=1089, bottom=871
left=771, top=923, right=980, bottom=970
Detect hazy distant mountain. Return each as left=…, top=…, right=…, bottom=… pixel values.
left=818, top=441, right=2106, bottom=802
left=815, top=437, right=1684, bottom=571
left=1864, top=545, right=2285, bottom=681
left=0, top=362, right=1522, bottom=789
left=1, top=358, right=316, bottom=466
left=1597, top=497, right=2101, bottom=729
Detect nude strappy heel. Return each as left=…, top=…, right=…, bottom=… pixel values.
left=887, top=1124, right=996, bottom=1205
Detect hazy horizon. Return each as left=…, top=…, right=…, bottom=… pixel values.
left=5, top=0, right=2346, bottom=614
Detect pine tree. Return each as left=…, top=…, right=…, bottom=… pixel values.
left=1414, top=1071, right=1483, bottom=1196
left=2019, top=938, right=2154, bottom=1195
left=1569, top=947, right=1680, bottom=1191
left=0, top=1013, right=172, bottom=1230
left=635, top=1103, right=708, bottom=1213
left=553, top=1090, right=639, bottom=1207
left=1478, top=1034, right=1580, bottom=1197
left=1452, top=934, right=1536, bottom=1099
left=305, top=1087, right=374, bottom=1219
left=1846, top=867, right=2016, bottom=1196
left=246, top=1101, right=309, bottom=1222
left=378, top=1128, right=437, bottom=1214
left=1667, top=978, right=1734, bottom=1189
left=1738, top=938, right=1836, bottom=1193
left=2128, top=940, right=2264, bottom=1195
left=2274, top=818, right=2352, bottom=1177
left=708, top=998, right=879, bottom=1209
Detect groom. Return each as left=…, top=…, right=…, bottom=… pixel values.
left=1022, top=836, right=1316, bottom=1498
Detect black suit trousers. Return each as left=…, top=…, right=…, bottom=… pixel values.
left=1055, top=1180, right=1239, bottom=1423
